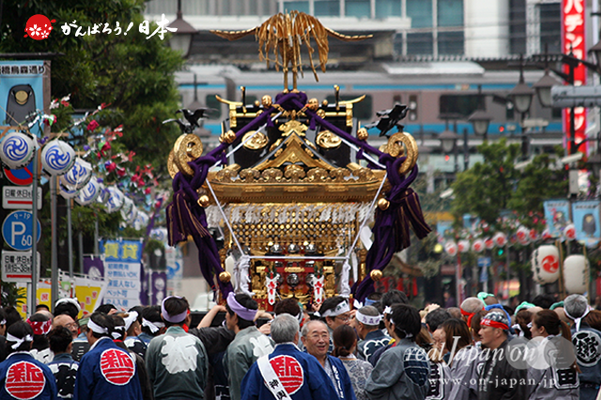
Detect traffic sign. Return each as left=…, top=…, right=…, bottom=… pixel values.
left=2, top=186, right=42, bottom=210
left=1, top=250, right=40, bottom=282
left=2, top=211, right=41, bottom=251
left=4, top=160, right=35, bottom=186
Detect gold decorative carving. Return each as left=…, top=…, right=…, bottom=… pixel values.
left=306, top=168, right=329, bottom=181
left=239, top=168, right=261, bottom=182
left=219, top=129, right=237, bottom=144
left=330, top=168, right=351, bottom=181
left=284, top=164, right=306, bottom=182
left=307, top=98, right=319, bottom=111
left=174, top=134, right=203, bottom=176
left=262, top=168, right=283, bottom=182
left=355, top=167, right=375, bottom=182
left=386, top=131, right=419, bottom=175
left=255, top=133, right=334, bottom=172
left=357, top=128, right=368, bottom=141
left=167, top=150, right=179, bottom=179
left=242, top=131, right=269, bottom=150
left=316, top=130, right=342, bottom=149
left=214, top=164, right=241, bottom=182
left=262, top=95, right=273, bottom=107
left=279, top=120, right=307, bottom=137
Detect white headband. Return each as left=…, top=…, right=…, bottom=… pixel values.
left=356, top=311, right=382, bottom=326
left=321, top=301, right=350, bottom=318
left=112, top=326, right=125, bottom=340
left=142, top=318, right=164, bottom=333
left=0, top=319, right=6, bottom=325
left=88, top=320, right=109, bottom=335
left=383, top=306, right=392, bottom=315
left=565, top=305, right=592, bottom=332
left=123, top=312, right=138, bottom=331
left=353, top=299, right=363, bottom=309
left=388, top=318, right=414, bottom=339
left=6, top=333, right=33, bottom=350
left=56, top=297, right=81, bottom=312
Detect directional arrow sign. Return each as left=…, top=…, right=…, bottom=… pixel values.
left=2, top=211, right=41, bottom=251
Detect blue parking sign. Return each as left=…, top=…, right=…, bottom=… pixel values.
left=2, top=210, right=41, bottom=250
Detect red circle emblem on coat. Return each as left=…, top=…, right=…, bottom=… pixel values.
left=5, top=361, right=46, bottom=400
left=269, top=355, right=304, bottom=395
left=100, top=349, right=135, bottom=385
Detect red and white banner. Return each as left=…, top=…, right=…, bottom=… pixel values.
left=562, top=0, right=587, bottom=154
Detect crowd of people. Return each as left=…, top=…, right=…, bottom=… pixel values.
left=0, top=289, right=597, bottom=400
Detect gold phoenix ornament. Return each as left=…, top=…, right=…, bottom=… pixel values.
left=211, top=11, right=372, bottom=91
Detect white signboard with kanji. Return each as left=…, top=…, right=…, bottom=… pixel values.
left=2, top=250, right=40, bottom=282
left=2, top=186, right=42, bottom=209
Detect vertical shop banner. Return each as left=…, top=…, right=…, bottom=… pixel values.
left=165, top=245, right=183, bottom=296
left=572, top=200, right=601, bottom=241
left=544, top=200, right=571, bottom=236
left=83, top=256, right=104, bottom=279
left=0, top=61, right=45, bottom=133
left=561, top=0, right=587, bottom=154
left=151, top=271, right=167, bottom=305
left=436, top=220, right=453, bottom=240
left=100, top=239, right=143, bottom=309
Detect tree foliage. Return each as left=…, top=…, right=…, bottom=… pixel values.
left=0, top=0, right=184, bottom=170
left=451, top=139, right=567, bottom=226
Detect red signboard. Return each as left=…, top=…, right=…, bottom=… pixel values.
left=562, top=0, right=587, bottom=154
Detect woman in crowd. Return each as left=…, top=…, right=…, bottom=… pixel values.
left=442, top=318, right=479, bottom=400
left=0, top=321, right=57, bottom=400
left=528, top=309, right=579, bottom=400
left=332, top=324, right=372, bottom=400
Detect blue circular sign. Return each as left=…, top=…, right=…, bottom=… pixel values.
left=2, top=211, right=41, bottom=251
left=4, top=160, right=35, bottom=186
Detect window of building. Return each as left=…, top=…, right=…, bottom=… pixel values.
left=438, top=0, right=463, bottom=27
left=375, top=0, right=401, bottom=18
left=206, top=94, right=222, bottom=119
left=283, top=1, right=310, bottom=13
left=407, top=33, right=434, bottom=55
left=407, top=0, right=432, bottom=28
left=438, top=31, right=464, bottom=55
left=540, top=3, right=561, bottom=53
left=439, top=94, right=479, bottom=118
left=346, top=0, right=370, bottom=17
left=326, top=94, right=373, bottom=121
left=509, top=0, right=526, bottom=54
left=315, top=0, right=339, bottom=16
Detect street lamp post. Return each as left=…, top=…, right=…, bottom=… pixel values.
left=439, top=129, right=460, bottom=173
left=167, top=0, right=196, bottom=58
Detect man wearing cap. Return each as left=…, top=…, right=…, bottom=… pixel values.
left=564, top=294, right=601, bottom=400
left=353, top=305, right=389, bottom=363
left=241, top=314, right=339, bottom=400
left=146, top=296, right=208, bottom=400
left=224, top=292, right=274, bottom=400
left=477, top=311, right=527, bottom=400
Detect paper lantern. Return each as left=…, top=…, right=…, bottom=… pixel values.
left=541, top=228, right=553, bottom=240
left=62, top=158, right=92, bottom=190
left=531, top=245, right=560, bottom=284
left=529, top=229, right=539, bottom=242
left=97, top=184, right=109, bottom=204
left=493, top=232, right=507, bottom=247
left=564, top=223, right=577, bottom=241
left=517, top=226, right=530, bottom=245
left=484, top=237, right=494, bottom=250
left=150, top=228, right=168, bottom=242
left=458, top=240, right=470, bottom=253
left=563, top=255, right=589, bottom=294
left=0, top=131, right=37, bottom=169
left=444, top=241, right=458, bottom=256
left=472, top=239, right=485, bottom=253
left=134, top=212, right=149, bottom=231
left=41, top=140, right=75, bottom=176
left=106, top=187, right=125, bottom=213
left=59, top=179, right=79, bottom=199
left=75, top=178, right=101, bottom=206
